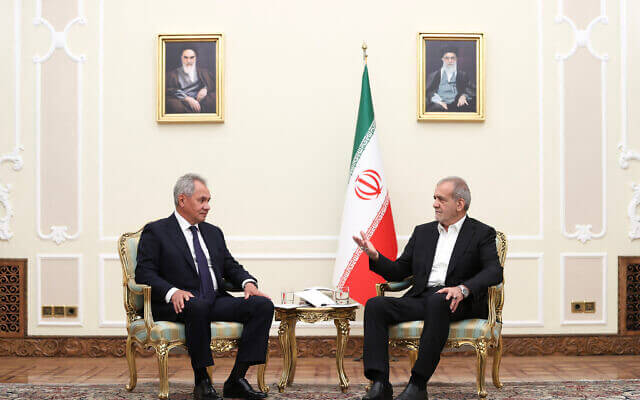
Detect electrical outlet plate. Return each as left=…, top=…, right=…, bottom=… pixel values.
left=64, top=306, right=78, bottom=317
left=53, top=306, right=65, bottom=317
left=42, top=305, right=53, bottom=318
left=571, top=301, right=584, bottom=313
left=584, top=301, right=596, bottom=313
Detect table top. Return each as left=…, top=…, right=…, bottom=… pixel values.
left=274, top=304, right=358, bottom=322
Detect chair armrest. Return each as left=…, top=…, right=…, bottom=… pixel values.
left=487, top=283, right=504, bottom=327
left=128, top=280, right=155, bottom=333
left=127, top=280, right=149, bottom=295
left=141, top=285, right=156, bottom=333
left=376, top=276, right=414, bottom=296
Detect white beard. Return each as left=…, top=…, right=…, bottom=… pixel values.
left=443, top=63, right=457, bottom=80
left=182, top=63, right=197, bottom=81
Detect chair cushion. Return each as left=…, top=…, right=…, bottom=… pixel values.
left=389, top=319, right=502, bottom=341
left=128, top=320, right=243, bottom=342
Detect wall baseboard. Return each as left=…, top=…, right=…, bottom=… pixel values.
left=1, top=335, right=639, bottom=357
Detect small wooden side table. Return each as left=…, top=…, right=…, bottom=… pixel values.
left=274, top=304, right=358, bottom=393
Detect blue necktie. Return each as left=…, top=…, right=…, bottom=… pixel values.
left=188, top=226, right=215, bottom=302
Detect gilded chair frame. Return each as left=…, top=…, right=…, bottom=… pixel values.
left=376, top=231, right=507, bottom=399
left=118, top=228, right=268, bottom=399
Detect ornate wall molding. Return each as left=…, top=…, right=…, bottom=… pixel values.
left=34, top=0, right=85, bottom=245
left=556, top=0, right=608, bottom=243
left=629, top=184, right=640, bottom=240
left=98, top=254, right=124, bottom=329
left=561, top=253, right=607, bottom=325
left=1, top=335, right=639, bottom=357
left=0, top=0, right=24, bottom=241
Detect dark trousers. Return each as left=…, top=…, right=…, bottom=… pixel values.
left=363, top=287, right=474, bottom=382
left=177, top=295, right=274, bottom=371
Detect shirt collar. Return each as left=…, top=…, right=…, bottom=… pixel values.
left=438, top=214, right=467, bottom=235
left=174, top=210, right=196, bottom=232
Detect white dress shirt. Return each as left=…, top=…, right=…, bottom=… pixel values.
left=427, top=215, right=466, bottom=287
left=165, top=211, right=256, bottom=303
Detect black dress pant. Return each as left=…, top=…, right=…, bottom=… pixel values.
left=177, top=295, right=274, bottom=371
left=363, top=287, right=475, bottom=382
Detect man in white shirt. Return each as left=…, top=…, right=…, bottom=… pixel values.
left=136, top=173, right=272, bottom=400
left=354, top=177, right=502, bottom=400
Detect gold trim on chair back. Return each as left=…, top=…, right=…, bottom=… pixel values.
left=118, top=227, right=144, bottom=324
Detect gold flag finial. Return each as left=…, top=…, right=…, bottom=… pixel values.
left=362, top=42, right=368, bottom=63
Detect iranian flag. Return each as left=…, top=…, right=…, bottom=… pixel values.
left=333, top=64, right=398, bottom=305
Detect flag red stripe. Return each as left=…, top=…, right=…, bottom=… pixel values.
left=342, top=203, right=397, bottom=304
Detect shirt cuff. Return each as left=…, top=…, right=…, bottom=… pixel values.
left=241, top=279, right=257, bottom=289
left=165, top=287, right=178, bottom=303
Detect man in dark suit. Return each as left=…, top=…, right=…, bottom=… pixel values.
left=354, top=177, right=502, bottom=400
left=425, top=47, right=476, bottom=113
left=136, top=173, right=273, bottom=400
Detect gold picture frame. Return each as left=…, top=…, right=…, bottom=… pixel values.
left=157, top=34, right=224, bottom=123
left=417, top=33, right=485, bottom=121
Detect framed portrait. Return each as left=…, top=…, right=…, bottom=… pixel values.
left=417, top=33, right=485, bottom=121
left=157, top=34, right=224, bottom=123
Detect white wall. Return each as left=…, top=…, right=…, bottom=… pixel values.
left=1, top=0, right=639, bottom=336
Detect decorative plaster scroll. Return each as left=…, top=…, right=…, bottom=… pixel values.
left=618, top=0, right=639, bottom=168
left=0, top=0, right=23, bottom=241
left=628, top=184, right=640, bottom=240
left=556, top=0, right=608, bottom=243
left=34, top=0, right=86, bottom=244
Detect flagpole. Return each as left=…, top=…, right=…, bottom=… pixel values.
left=362, top=42, right=368, bottom=64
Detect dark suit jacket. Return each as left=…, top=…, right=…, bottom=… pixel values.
left=425, top=68, right=476, bottom=105
left=370, top=217, right=502, bottom=318
left=135, top=214, right=255, bottom=321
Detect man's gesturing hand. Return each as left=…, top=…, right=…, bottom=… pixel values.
left=352, top=230, right=379, bottom=261
left=244, top=282, right=270, bottom=300
left=171, top=290, right=194, bottom=314
left=436, top=286, right=466, bottom=313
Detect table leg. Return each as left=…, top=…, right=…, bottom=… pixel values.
left=287, top=317, right=298, bottom=385
left=277, top=318, right=291, bottom=393
left=334, top=318, right=351, bottom=393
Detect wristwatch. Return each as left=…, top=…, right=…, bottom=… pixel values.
left=457, top=285, right=469, bottom=298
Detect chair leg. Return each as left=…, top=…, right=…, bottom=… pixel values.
left=155, top=343, right=170, bottom=400
left=408, top=349, right=418, bottom=369
left=125, top=336, right=137, bottom=391
left=492, top=336, right=503, bottom=389
left=257, top=350, right=270, bottom=393
left=474, top=340, right=488, bottom=399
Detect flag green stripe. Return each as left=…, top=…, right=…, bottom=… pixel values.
left=349, top=65, right=375, bottom=176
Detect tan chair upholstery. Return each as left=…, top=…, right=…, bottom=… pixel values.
left=118, top=227, right=268, bottom=399
left=376, top=231, right=507, bottom=399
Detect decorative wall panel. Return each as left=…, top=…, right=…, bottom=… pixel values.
left=557, top=0, right=608, bottom=243
left=619, top=257, right=640, bottom=335
left=34, top=0, right=85, bottom=244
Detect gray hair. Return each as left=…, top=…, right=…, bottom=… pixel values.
left=438, top=176, right=471, bottom=211
left=173, top=173, right=207, bottom=206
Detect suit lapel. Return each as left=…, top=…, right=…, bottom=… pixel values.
left=168, top=214, right=198, bottom=275
left=446, top=217, right=475, bottom=280
left=199, top=224, right=224, bottom=285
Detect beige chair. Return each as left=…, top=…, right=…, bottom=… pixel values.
left=376, top=231, right=507, bottom=399
left=118, top=227, right=268, bottom=399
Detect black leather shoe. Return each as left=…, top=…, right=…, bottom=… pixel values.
left=223, top=377, right=268, bottom=399
left=394, top=383, right=427, bottom=400
left=193, top=377, right=222, bottom=400
left=362, top=380, right=393, bottom=400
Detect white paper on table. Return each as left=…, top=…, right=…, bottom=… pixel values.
left=275, top=304, right=299, bottom=309
left=295, top=289, right=336, bottom=307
